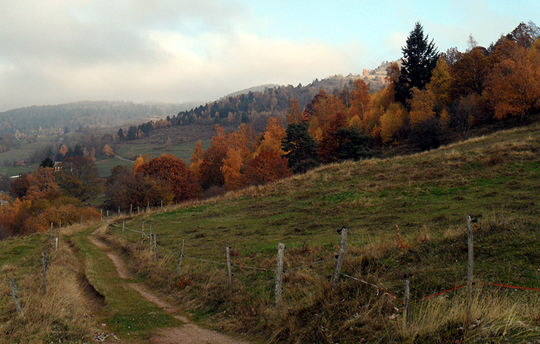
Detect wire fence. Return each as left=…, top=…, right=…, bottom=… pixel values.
left=105, top=217, right=540, bottom=306
left=98, top=211, right=540, bottom=331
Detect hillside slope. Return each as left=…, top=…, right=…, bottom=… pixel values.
left=97, top=121, right=540, bottom=343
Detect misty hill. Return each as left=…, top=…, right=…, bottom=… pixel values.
left=0, top=100, right=199, bottom=137
left=172, top=74, right=361, bottom=128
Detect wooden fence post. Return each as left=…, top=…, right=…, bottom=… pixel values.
left=147, top=201, right=150, bottom=213
left=161, top=200, right=163, bottom=212
left=49, top=223, right=53, bottom=242
left=42, top=248, right=50, bottom=294
left=101, top=209, right=103, bottom=221
left=275, top=243, right=285, bottom=306
left=332, top=227, right=348, bottom=290
left=55, top=237, right=59, bottom=255
left=122, top=220, right=125, bottom=239
left=404, top=273, right=411, bottom=331
left=141, top=221, right=145, bottom=244
left=177, top=239, right=185, bottom=275
left=8, top=279, right=23, bottom=316
left=149, top=226, right=153, bottom=251
left=466, top=215, right=474, bottom=324
left=153, top=234, right=157, bottom=263
left=130, top=204, right=133, bottom=216
left=226, top=247, right=233, bottom=292
left=80, top=214, right=83, bottom=224
left=118, top=206, right=121, bottom=218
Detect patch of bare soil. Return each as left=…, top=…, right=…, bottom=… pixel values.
left=88, top=235, right=250, bottom=344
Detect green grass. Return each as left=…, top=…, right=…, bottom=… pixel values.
left=116, top=138, right=211, bottom=163
left=71, top=226, right=179, bottom=340
left=100, top=122, right=540, bottom=342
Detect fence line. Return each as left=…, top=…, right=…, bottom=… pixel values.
left=101, top=215, right=540, bottom=330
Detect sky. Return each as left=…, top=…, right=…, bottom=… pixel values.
left=0, top=0, right=538, bottom=112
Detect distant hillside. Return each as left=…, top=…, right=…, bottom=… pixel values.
left=0, top=100, right=199, bottom=137
left=173, top=73, right=367, bottom=128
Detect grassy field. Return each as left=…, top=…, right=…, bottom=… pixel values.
left=115, top=138, right=211, bottom=163
left=1, top=121, right=539, bottom=343
left=99, top=121, right=540, bottom=343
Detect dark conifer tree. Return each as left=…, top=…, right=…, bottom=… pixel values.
left=395, top=22, right=439, bottom=106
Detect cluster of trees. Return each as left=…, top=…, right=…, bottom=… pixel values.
left=376, top=21, right=540, bottom=149
left=115, top=75, right=363, bottom=141
left=0, top=157, right=101, bottom=238
left=278, top=21, right=540, bottom=154
left=2, top=21, right=539, bottom=239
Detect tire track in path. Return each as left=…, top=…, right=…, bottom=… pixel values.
left=87, top=235, right=250, bottom=344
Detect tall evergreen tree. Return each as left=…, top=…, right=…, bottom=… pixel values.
left=281, top=122, right=319, bottom=174
left=395, top=22, right=439, bottom=106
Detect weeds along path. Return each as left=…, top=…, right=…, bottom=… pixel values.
left=86, top=231, right=250, bottom=344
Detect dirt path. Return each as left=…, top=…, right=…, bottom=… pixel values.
left=87, top=235, right=250, bottom=344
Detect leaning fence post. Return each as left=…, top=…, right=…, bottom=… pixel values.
left=177, top=239, right=185, bottom=275
left=332, top=227, right=348, bottom=290
left=226, top=247, right=233, bottom=292
left=466, top=215, right=474, bottom=324
left=8, top=279, right=23, bottom=316
left=275, top=243, right=285, bottom=306
left=404, top=273, right=411, bottom=331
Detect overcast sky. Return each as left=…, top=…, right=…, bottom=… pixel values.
left=0, top=0, right=538, bottom=112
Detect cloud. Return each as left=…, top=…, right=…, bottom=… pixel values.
left=0, top=0, right=362, bottom=111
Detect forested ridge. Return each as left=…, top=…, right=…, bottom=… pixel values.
left=0, top=100, right=196, bottom=136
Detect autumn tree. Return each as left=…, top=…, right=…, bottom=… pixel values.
left=255, top=117, right=286, bottom=156
left=286, top=99, right=303, bottom=124
left=189, top=140, right=205, bottom=180
left=137, top=154, right=199, bottom=202
left=348, top=79, right=372, bottom=124
left=102, top=144, right=115, bottom=158
left=24, top=167, right=61, bottom=202
left=484, top=41, right=540, bottom=119
left=56, top=157, right=102, bottom=202
left=379, top=103, right=408, bottom=144
left=451, top=47, right=488, bottom=96
left=395, top=22, right=439, bottom=105
left=200, top=125, right=229, bottom=190
left=318, top=111, right=348, bottom=164
left=408, top=87, right=436, bottom=126
left=243, top=151, right=291, bottom=186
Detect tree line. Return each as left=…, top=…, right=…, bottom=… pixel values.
left=1, top=21, right=539, bottom=239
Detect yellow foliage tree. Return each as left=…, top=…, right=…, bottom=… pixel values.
left=255, top=117, right=286, bottom=156
left=189, top=140, right=205, bottom=180
left=102, top=144, right=115, bottom=158
left=379, top=103, right=407, bottom=144
left=409, top=87, right=436, bottom=126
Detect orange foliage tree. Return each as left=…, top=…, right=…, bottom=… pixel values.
left=137, top=154, right=199, bottom=202
left=485, top=41, right=540, bottom=119
left=243, top=151, right=291, bottom=186
left=189, top=140, right=205, bottom=180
